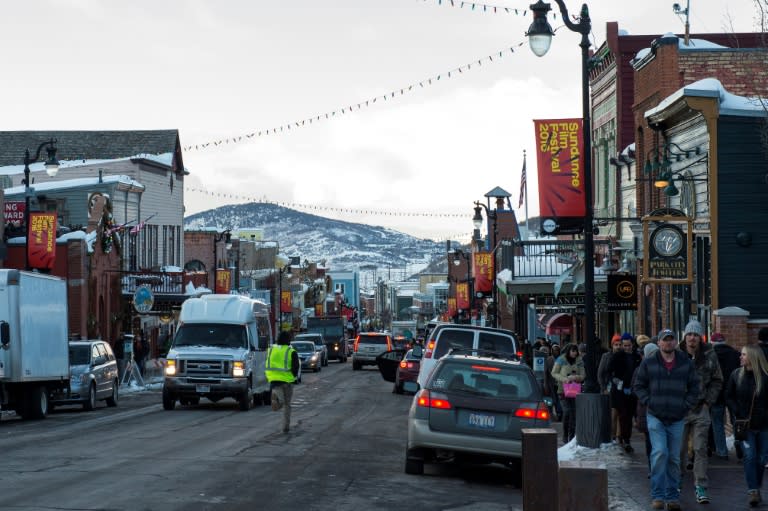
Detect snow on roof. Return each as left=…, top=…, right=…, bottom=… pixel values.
left=3, top=174, right=143, bottom=196
left=632, top=33, right=729, bottom=67
left=0, top=152, right=173, bottom=177
left=645, top=78, right=768, bottom=119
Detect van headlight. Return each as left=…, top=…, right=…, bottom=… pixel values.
left=165, top=359, right=177, bottom=376
left=233, top=361, right=245, bottom=377
left=311, top=353, right=318, bottom=361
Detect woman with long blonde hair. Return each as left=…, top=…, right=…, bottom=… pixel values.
left=725, top=344, right=768, bottom=507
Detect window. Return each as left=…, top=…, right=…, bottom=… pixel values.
left=433, top=329, right=474, bottom=358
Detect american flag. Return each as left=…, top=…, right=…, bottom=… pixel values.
left=518, top=154, right=527, bottom=208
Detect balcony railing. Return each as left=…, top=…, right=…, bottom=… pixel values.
left=499, top=238, right=614, bottom=280
left=119, top=271, right=208, bottom=295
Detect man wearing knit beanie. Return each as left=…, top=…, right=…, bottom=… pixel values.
left=679, top=319, right=723, bottom=504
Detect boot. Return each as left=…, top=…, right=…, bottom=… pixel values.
left=748, top=489, right=761, bottom=507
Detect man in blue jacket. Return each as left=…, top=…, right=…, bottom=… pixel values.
left=633, top=328, right=700, bottom=511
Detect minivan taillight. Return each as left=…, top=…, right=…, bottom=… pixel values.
left=424, top=340, right=435, bottom=359
left=354, top=336, right=360, bottom=352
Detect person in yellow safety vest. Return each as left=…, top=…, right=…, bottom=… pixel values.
left=266, top=330, right=300, bottom=433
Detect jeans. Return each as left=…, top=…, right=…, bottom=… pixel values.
left=561, top=395, right=576, bottom=442
left=648, top=414, right=685, bottom=502
left=742, top=429, right=768, bottom=491
left=710, top=403, right=728, bottom=457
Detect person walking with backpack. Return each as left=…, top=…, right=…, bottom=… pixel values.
left=678, top=320, right=723, bottom=504
left=711, top=332, right=741, bottom=460
left=725, top=344, right=768, bottom=507
left=633, top=328, right=699, bottom=511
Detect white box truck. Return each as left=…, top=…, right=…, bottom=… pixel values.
left=0, top=270, right=69, bottom=420
left=162, top=294, right=273, bottom=411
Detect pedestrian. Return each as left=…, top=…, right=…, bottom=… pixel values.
left=678, top=319, right=723, bottom=504
left=635, top=342, right=660, bottom=475
left=633, top=328, right=700, bottom=511
left=608, top=333, right=641, bottom=453
left=725, top=344, right=768, bottom=507
left=265, top=330, right=300, bottom=433
left=710, top=331, right=741, bottom=460
left=551, top=343, right=585, bottom=444
left=547, top=344, right=563, bottom=421
left=599, top=335, right=622, bottom=441
left=636, top=334, right=652, bottom=351
left=134, top=332, right=147, bottom=376
left=758, top=327, right=768, bottom=362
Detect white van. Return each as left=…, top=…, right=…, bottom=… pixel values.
left=417, top=324, right=520, bottom=388
left=163, top=294, right=273, bottom=410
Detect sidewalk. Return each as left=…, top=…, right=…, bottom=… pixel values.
left=553, top=421, right=754, bottom=510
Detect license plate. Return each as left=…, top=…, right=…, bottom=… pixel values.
left=196, top=384, right=210, bottom=393
left=467, top=412, right=496, bottom=429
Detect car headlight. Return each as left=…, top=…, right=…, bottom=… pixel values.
left=165, top=359, right=177, bottom=376
left=311, top=354, right=318, bottom=361
left=233, top=361, right=245, bottom=377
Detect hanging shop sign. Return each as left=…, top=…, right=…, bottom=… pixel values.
left=642, top=216, right=693, bottom=284
left=133, top=285, right=154, bottom=314
left=606, top=274, right=638, bottom=311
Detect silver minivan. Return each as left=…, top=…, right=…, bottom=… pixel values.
left=417, top=325, right=520, bottom=388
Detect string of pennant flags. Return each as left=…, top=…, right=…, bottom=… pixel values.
left=185, top=186, right=472, bottom=219
left=181, top=21, right=566, bottom=153
left=424, top=0, right=537, bottom=16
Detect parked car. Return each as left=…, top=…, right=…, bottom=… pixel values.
left=405, top=349, right=550, bottom=484
left=292, top=340, right=321, bottom=373
left=376, top=345, right=423, bottom=394
left=51, top=340, right=119, bottom=411
left=352, top=332, right=393, bottom=370
left=417, top=324, right=520, bottom=388
left=294, top=333, right=328, bottom=367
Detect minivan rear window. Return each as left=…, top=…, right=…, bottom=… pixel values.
left=433, top=330, right=474, bottom=358
left=477, top=332, right=516, bottom=354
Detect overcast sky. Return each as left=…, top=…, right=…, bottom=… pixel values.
left=1, top=0, right=759, bottom=240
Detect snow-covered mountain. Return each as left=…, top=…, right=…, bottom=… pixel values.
left=184, top=203, right=449, bottom=274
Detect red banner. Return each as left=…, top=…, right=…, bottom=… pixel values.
left=456, top=282, right=470, bottom=310
left=4, top=201, right=25, bottom=225
left=534, top=118, right=586, bottom=218
left=27, top=212, right=57, bottom=270
left=447, top=298, right=457, bottom=318
left=315, top=304, right=324, bottom=317
left=215, top=269, right=231, bottom=294
left=281, top=290, right=292, bottom=313
left=473, top=251, right=493, bottom=294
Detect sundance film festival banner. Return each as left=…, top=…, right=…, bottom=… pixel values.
left=215, top=269, right=231, bottom=294
left=28, top=212, right=57, bottom=270
left=473, top=251, right=493, bottom=295
left=456, top=282, right=470, bottom=310
left=533, top=118, right=586, bottom=235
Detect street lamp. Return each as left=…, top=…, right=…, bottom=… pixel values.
left=528, top=0, right=606, bottom=447
left=212, top=229, right=231, bottom=291
left=275, top=254, right=291, bottom=334
left=22, top=139, right=60, bottom=271
left=472, top=201, right=499, bottom=328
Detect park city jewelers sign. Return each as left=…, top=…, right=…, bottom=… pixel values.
left=642, top=216, right=693, bottom=284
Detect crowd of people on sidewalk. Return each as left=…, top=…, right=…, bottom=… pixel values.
left=534, top=324, right=768, bottom=510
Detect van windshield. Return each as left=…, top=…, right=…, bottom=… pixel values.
left=173, top=324, right=247, bottom=349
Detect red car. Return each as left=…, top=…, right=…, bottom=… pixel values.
left=394, top=348, right=422, bottom=394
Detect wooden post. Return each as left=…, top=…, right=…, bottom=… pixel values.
left=575, top=392, right=611, bottom=448
left=523, top=428, right=558, bottom=511
left=559, top=460, right=608, bottom=511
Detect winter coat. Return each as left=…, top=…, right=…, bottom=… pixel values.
left=597, top=350, right=614, bottom=392
left=725, top=368, right=768, bottom=431
left=712, top=342, right=740, bottom=405
left=607, top=350, right=640, bottom=403
left=633, top=350, right=700, bottom=425
left=632, top=366, right=648, bottom=433
left=551, top=354, right=585, bottom=396
left=680, top=341, right=723, bottom=410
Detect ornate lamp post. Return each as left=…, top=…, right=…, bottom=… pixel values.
left=22, top=139, right=60, bottom=271
left=452, top=249, right=473, bottom=324
left=527, top=0, right=608, bottom=448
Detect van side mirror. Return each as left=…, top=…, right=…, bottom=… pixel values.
left=0, top=321, right=9, bottom=347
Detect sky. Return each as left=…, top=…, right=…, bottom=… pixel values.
left=1, top=0, right=760, bottom=241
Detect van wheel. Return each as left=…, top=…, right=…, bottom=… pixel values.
left=106, top=380, right=119, bottom=407
left=83, top=383, right=96, bottom=411
left=162, top=387, right=176, bottom=410
left=23, top=385, right=50, bottom=420
left=353, top=361, right=361, bottom=371
left=238, top=390, right=251, bottom=411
